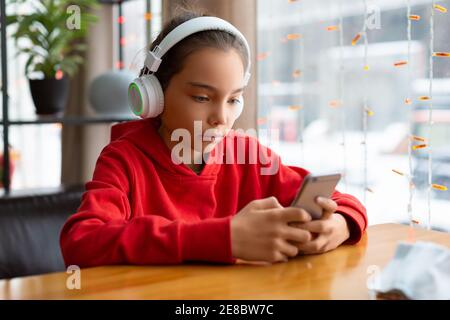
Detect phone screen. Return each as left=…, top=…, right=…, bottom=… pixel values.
left=291, top=174, right=341, bottom=220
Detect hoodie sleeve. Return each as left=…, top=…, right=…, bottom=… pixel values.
left=60, top=144, right=235, bottom=268
left=255, top=139, right=368, bottom=245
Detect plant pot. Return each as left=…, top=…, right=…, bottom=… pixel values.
left=29, top=77, right=70, bottom=115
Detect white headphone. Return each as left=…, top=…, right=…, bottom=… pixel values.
left=128, top=16, right=252, bottom=119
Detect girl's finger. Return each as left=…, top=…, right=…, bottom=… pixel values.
left=266, top=207, right=311, bottom=223
left=316, top=197, right=337, bottom=212
left=297, top=220, right=332, bottom=234
left=297, top=234, right=328, bottom=254
left=279, top=240, right=300, bottom=258
left=254, top=196, right=283, bottom=210
left=321, top=210, right=334, bottom=220
left=283, top=226, right=312, bottom=243
left=274, top=251, right=289, bottom=263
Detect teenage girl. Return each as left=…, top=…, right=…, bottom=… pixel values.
left=60, top=10, right=367, bottom=267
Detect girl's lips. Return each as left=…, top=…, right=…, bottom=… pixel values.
left=198, top=133, right=225, bottom=140
left=203, top=136, right=223, bottom=143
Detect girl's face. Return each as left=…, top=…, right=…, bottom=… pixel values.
left=158, top=47, right=245, bottom=155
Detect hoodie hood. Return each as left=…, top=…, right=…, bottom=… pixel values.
left=110, top=118, right=224, bottom=177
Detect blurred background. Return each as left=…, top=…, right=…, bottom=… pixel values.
left=256, top=0, right=450, bottom=231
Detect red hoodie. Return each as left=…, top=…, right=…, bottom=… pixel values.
left=60, top=118, right=367, bottom=267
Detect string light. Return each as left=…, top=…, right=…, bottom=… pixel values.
left=117, top=3, right=125, bottom=70
left=394, top=60, right=408, bottom=67
left=144, top=12, right=152, bottom=21
left=116, top=61, right=124, bottom=69
left=326, top=25, right=339, bottom=31
left=292, top=69, right=301, bottom=78
left=338, top=0, right=347, bottom=190
left=433, top=4, right=447, bottom=13
left=411, top=135, right=426, bottom=142
left=392, top=169, right=406, bottom=176
left=266, top=0, right=275, bottom=146
left=431, top=184, right=448, bottom=191
left=351, top=33, right=362, bottom=46
left=329, top=100, right=342, bottom=108
left=261, top=1, right=446, bottom=226
left=365, top=107, right=374, bottom=117
left=298, top=1, right=305, bottom=165
left=433, top=52, right=450, bottom=57
left=361, top=0, right=370, bottom=204
left=287, top=33, right=302, bottom=40
left=405, top=0, right=414, bottom=230
left=426, top=0, right=436, bottom=230
left=412, top=144, right=428, bottom=150
left=288, top=105, right=303, bottom=111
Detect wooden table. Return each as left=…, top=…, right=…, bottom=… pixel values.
left=1, top=223, right=449, bottom=300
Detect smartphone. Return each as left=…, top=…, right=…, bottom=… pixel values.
left=291, top=173, right=341, bottom=220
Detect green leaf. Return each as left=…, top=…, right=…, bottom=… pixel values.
left=6, top=0, right=98, bottom=76
left=24, top=54, right=36, bottom=76
left=5, top=14, right=19, bottom=26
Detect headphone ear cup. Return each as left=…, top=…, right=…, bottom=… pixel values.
left=141, top=75, right=164, bottom=118
left=128, top=75, right=164, bottom=118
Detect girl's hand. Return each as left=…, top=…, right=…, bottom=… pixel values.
left=294, top=197, right=350, bottom=255
left=231, top=197, right=312, bottom=263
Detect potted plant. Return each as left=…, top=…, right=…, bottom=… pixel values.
left=6, top=0, right=98, bottom=115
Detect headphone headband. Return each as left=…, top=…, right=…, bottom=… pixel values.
left=144, top=16, right=252, bottom=86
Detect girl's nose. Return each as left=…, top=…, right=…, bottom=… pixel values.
left=208, top=103, right=227, bottom=127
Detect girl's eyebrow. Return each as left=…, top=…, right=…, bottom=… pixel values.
left=187, top=81, right=244, bottom=94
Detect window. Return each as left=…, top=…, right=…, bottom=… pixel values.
left=257, top=0, right=450, bottom=231
left=1, top=0, right=162, bottom=190
left=121, top=0, right=163, bottom=70
left=2, top=1, right=62, bottom=189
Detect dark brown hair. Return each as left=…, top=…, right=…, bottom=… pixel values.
left=139, top=6, right=249, bottom=91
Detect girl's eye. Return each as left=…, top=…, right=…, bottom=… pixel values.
left=229, top=98, right=241, bottom=105
left=192, top=96, right=209, bottom=103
